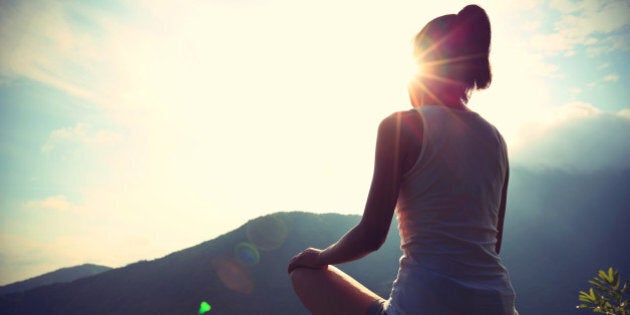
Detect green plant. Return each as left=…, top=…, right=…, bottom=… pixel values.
left=577, top=267, right=629, bottom=315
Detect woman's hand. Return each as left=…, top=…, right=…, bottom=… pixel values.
left=287, top=247, right=327, bottom=274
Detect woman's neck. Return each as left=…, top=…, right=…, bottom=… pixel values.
left=414, top=91, right=468, bottom=110
left=427, top=93, right=466, bottom=109
left=409, top=80, right=469, bottom=110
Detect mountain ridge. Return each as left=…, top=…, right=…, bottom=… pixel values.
left=1, top=168, right=628, bottom=314
left=0, top=263, right=111, bottom=296
left=0, top=212, right=398, bottom=315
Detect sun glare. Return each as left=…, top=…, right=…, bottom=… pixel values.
left=402, top=53, right=425, bottom=84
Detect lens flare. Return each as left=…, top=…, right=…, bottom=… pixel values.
left=211, top=257, right=254, bottom=294
left=246, top=214, right=288, bottom=251
left=234, top=242, right=260, bottom=266
left=198, top=301, right=211, bottom=314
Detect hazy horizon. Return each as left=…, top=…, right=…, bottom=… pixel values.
left=1, top=0, right=629, bottom=285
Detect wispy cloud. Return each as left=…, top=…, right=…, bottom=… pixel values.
left=550, top=0, right=630, bottom=33
left=22, top=195, right=80, bottom=213
left=603, top=73, right=620, bottom=82
left=597, top=63, right=611, bottom=70
left=0, top=0, right=162, bottom=109
left=0, top=1, right=106, bottom=100
left=618, top=108, right=630, bottom=119
left=529, top=0, right=630, bottom=56
left=41, top=123, right=122, bottom=153
left=511, top=102, right=630, bottom=172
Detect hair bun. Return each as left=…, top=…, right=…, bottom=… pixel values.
left=456, top=5, right=491, bottom=51
left=413, top=4, right=493, bottom=90
left=455, top=4, right=492, bottom=89
left=457, top=4, right=487, bottom=21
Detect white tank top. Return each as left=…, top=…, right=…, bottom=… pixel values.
left=386, top=105, right=516, bottom=315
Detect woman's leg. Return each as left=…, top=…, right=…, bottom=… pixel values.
left=289, top=265, right=385, bottom=315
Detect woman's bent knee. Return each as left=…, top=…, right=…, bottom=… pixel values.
left=289, top=267, right=321, bottom=290
left=289, top=266, right=382, bottom=315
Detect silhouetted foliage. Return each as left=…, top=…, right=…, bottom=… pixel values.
left=577, top=267, right=629, bottom=315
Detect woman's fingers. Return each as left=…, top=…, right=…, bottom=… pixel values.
left=287, top=248, right=324, bottom=273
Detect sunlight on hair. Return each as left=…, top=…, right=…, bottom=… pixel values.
left=410, top=76, right=445, bottom=107
left=399, top=48, right=425, bottom=86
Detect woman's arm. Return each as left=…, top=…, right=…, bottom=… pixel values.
left=495, top=164, right=509, bottom=254
left=288, top=112, right=411, bottom=273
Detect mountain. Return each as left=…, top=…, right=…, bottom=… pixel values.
left=0, top=168, right=627, bottom=314
left=0, top=264, right=111, bottom=296
left=0, top=212, right=400, bottom=315
left=501, top=167, right=630, bottom=315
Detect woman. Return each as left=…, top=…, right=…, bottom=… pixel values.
left=288, top=5, right=517, bottom=315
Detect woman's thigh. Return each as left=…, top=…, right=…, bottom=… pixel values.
left=290, top=265, right=384, bottom=315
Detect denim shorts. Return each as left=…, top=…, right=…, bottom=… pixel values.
left=367, top=299, right=387, bottom=315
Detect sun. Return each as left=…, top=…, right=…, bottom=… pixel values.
left=402, top=53, right=426, bottom=85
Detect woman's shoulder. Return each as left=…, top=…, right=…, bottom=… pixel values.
left=379, top=109, right=423, bottom=134
left=380, top=109, right=423, bottom=127
left=378, top=110, right=424, bottom=172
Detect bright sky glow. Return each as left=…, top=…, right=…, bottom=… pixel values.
left=1, top=0, right=629, bottom=285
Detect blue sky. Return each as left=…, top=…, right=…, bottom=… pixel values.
left=1, top=0, right=629, bottom=285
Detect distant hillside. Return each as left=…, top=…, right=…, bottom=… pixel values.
left=0, top=212, right=399, bottom=315
left=502, top=167, right=630, bottom=315
left=0, top=264, right=111, bottom=296
left=0, top=168, right=627, bottom=314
